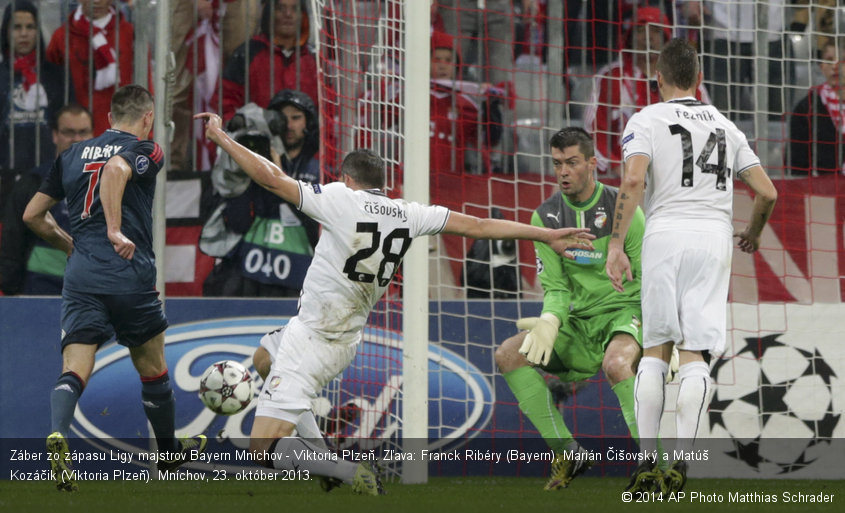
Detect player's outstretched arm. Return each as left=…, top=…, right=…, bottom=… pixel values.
left=195, top=112, right=301, bottom=206
left=442, top=211, right=594, bottom=259
left=22, top=192, right=73, bottom=256
left=101, top=155, right=136, bottom=260
left=606, top=154, right=647, bottom=293
left=734, top=165, right=777, bottom=253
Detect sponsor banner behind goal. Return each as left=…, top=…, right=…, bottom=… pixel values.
left=0, top=298, right=842, bottom=479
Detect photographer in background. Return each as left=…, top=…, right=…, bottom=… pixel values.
left=201, top=89, right=320, bottom=297
left=462, top=207, right=520, bottom=299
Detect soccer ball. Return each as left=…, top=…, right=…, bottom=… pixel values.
left=199, top=360, right=255, bottom=415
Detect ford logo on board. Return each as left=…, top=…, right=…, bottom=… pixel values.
left=72, top=317, right=494, bottom=456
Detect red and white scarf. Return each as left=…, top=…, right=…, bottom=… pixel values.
left=817, top=83, right=845, bottom=135
left=71, top=5, right=117, bottom=91
left=186, top=1, right=226, bottom=170
left=13, top=52, right=38, bottom=91
left=816, top=83, right=845, bottom=174
left=12, top=51, right=47, bottom=111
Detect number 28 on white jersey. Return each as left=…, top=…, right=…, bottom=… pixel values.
left=294, top=181, right=450, bottom=341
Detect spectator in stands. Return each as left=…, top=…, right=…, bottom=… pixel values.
left=172, top=0, right=222, bottom=172
left=170, top=0, right=261, bottom=172
left=214, top=0, right=318, bottom=122
left=438, top=0, right=539, bottom=85
left=788, top=39, right=845, bottom=176
left=430, top=31, right=504, bottom=179
left=218, top=0, right=263, bottom=61
left=791, top=1, right=837, bottom=51
left=46, top=0, right=134, bottom=136
left=0, top=0, right=67, bottom=171
left=201, top=89, right=319, bottom=297
left=358, top=31, right=504, bottom=204
left=584, top=7, right=708, bottom=176
left=680, top=0, right=788, bottom=118
left=0, top=104, right=92, bottom=295
left=563, top=0, right=632, bottom=69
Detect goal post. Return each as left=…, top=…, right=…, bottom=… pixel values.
left=309, top=0, right=433, bottom=481
left=400, top=0, right=432, bottom=484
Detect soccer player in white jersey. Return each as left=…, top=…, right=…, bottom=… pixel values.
left=604, top=39, right=777, bottom=494
left=196, top=112, right=595, bottom=495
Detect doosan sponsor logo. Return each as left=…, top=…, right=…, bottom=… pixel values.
left=72, top=317, right=493, bottom=456
left=570, top=249, right=603, bottom=261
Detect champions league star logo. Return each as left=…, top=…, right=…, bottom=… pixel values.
left=709, top=334, right=840, bottom=474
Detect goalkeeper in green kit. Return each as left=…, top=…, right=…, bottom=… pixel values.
left=495, top=127, right=645, bottom=490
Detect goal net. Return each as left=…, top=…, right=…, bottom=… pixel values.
left=308, top=0, right=844, bottom=480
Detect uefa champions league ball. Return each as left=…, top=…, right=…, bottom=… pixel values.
left=199, top=360, right=255, bottom=415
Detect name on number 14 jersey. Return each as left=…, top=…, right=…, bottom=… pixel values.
left=621, top=97, right=760, bottom=236
left=38, top=129, right=164, bottom=294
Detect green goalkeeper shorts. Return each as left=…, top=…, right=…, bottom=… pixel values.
left=543, top=306, right=643, bottom=383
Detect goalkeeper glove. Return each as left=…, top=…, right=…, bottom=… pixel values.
left=516, top=313, right=561, bottom=366
left=666, top=345, right=680, bottom=384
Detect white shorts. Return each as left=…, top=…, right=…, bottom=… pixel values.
left=641, top=230, right=731, bottom=353
left=255, top=317, right=360, bottom=420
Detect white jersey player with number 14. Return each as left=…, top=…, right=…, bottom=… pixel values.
left=624, top=98, right=760, bottom=240
left=197, top=110, right=596, bottom=496
left=605, top=39, right=777, bottom=495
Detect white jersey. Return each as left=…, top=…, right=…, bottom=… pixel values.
left=295, top=181, right=450, bottom=342
left=622, top=97, right=760, bottom=237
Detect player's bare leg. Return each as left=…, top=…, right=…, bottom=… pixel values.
left=603, top=333, right=640, bottom=440
left=496, top=333, right=591, bottom=490
left=130, top=332, right=206, bottom=469
left=602, top=334, right=640, bottom=386
left=253, top=346, right=272, bottom=381
left=251, top=414, right=384, bottom=495
left=47, top=342, right=97, bottom=491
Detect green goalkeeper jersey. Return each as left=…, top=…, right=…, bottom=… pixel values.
left=531, top=181, right=644, bottom=324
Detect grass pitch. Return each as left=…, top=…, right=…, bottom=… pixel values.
left=1, top=477, right=841, bottom=513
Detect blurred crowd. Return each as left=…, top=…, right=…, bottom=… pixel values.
left=0, top=0, right=841, bottom=298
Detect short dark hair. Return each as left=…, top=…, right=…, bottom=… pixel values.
left=110, top=85, right=154, bottom=124
left=0, top=0, right=42, bottom=60
left=657, top=38, right=699, bottom=90
left=50, top=103, right=92, bottom=131
left=261, top=0, right=307, bottom=38
left=341, top=149, right=386, bottom=189
left=549, top=127, right=594, bottom=159
left=820, top=38, right=845, bottom=59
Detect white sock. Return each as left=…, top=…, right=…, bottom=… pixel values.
left=635, top=356, right=669, bottom=455
left=295, top=411, right=328, bottom=449
left=271, top=437, right=359, bottom=484
left=674, top=361, right=712, bottom=456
